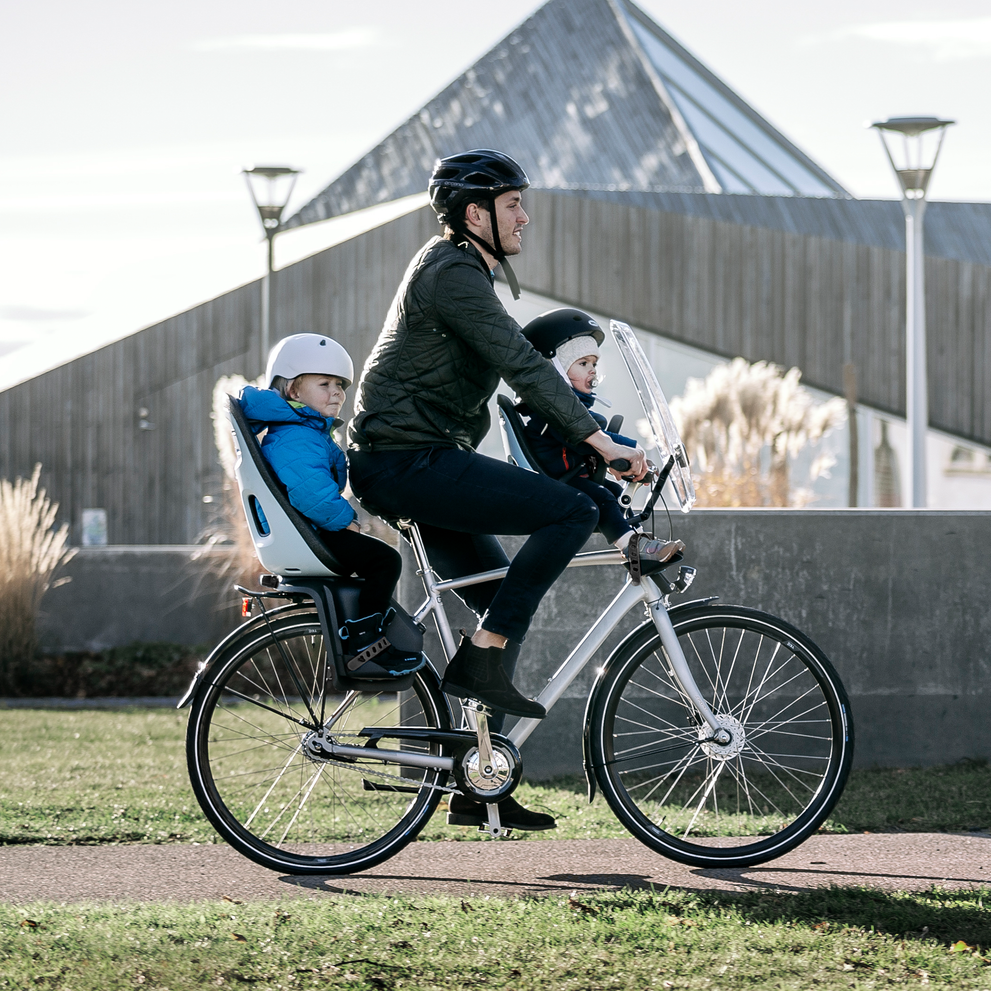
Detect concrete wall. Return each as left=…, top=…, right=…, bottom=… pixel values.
left=37, top=546, right=237, bottom=654
left=37, top=510, right=991, bottom=772
left=400, top=509, right=991, bottom=775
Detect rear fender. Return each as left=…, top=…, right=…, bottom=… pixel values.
left=176, top=600, right=310, bottom=708
left=580, top=596, right=719, bottom=802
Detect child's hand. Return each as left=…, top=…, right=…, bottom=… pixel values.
left=347, top=520, right=361, bottom=533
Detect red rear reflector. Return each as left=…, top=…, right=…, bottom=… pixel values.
left=241, top=598, right=252, bottom=617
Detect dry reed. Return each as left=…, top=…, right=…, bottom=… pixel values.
left=0, top=464, right=76, bottom=693
left=190, top=376, right=261, bottom=598
left=671, top=358, right=847, bottom=507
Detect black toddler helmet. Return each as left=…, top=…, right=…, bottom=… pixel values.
left=428, top=149, right=530, bottom=224
left=523, top=308, right=604, bottom=359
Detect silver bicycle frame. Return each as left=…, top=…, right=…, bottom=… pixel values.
left=405, top=522, right=722, bottom=747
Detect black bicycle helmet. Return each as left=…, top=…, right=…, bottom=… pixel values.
left=523, top=308, right=605, bottom=359
left=428, top=149, right=530, bottom=226
left=428, top=149, right=530, bottom=300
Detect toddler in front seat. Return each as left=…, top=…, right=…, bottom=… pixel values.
left=239, top=333, right=424, bottom=679
left=521, top=308, right=684, bottom=569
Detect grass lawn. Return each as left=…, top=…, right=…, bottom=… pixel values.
left=2, top=887, right=991, bottom=990
left=0, top=708, right=989, bottom=846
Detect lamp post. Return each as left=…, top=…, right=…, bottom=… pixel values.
left=870, top=116, right=953, bottom=507
left=242, top=165, right=301, bottom=364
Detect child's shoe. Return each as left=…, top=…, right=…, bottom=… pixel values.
left=623, top=533, right=685, bottom=584
left=339, top=609, right=425, bottom=679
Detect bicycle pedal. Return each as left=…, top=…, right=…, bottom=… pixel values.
left=478, top=824, right=511, bottom=837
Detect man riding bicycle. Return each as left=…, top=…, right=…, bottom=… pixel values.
left=347, top=149, right=648, bottom=830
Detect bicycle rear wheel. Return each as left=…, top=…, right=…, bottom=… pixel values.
left=186, top=610, right=451, bottom=875
left=589, top=605, right=853, bottom=868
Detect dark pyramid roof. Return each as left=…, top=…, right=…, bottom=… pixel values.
left=284, top=0, right=846, bottom=230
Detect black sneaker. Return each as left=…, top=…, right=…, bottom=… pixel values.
left=349, top=646, right=425, bottom=680
left=447, top=793, right=556, bottom=831
left=340, top=610, right=425, bottom=679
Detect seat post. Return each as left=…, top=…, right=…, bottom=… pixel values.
left=402, top=521, right=458, bottom=663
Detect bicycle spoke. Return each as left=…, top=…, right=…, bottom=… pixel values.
left=246, top=742, right=307, bottom=828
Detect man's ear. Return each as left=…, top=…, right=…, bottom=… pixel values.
left=463, top=201, right=487, bottom=229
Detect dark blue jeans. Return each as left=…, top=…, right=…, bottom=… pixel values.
left=566, top=476, right=630, bottom=544
left=347, top=448, right=599, bottom=643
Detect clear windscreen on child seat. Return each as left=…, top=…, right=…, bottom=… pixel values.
left=610, top=320, right=696, bottom=513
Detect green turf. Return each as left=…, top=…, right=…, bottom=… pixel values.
left=2, top=887, right=990, bottom=990
left=0, top=708, right=988, bottom=845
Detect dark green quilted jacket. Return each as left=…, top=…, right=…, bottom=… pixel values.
left=348, top=236, right=599, bottom=452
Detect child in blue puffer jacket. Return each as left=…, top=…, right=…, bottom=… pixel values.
left=239, top=333, right=424, bottom=679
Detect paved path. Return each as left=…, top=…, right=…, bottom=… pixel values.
left=0, top=834, right=987, bottom=903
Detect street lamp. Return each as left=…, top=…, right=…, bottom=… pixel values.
left=242, top=165, right=301, bottom=363
left=870, top=116, right=953, bottom=507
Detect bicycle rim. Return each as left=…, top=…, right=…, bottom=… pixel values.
left=592, top=606, right=853, bottom=867
left=186, top=612, right=450, bottom=875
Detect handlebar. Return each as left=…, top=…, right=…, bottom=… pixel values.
left=609, top=457, right=659, bottom=479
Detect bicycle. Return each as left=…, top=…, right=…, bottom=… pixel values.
left=181, top=321, right=854, bottom=876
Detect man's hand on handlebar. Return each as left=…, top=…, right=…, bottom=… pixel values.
left=585, top=431, right=648, bottom=481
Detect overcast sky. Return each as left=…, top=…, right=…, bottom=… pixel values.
left=3, top=0, right=990, bottom=388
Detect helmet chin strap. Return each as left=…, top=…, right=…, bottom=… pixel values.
left=451, top=197, right=522, bottom=300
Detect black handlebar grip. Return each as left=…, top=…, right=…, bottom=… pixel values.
left=608, top=458, right=632, bottom=472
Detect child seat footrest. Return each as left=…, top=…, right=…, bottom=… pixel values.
left=346, top=636, right=391, bottom=671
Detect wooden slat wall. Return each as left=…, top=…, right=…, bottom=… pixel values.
left=519, top=190, right=991, bottom=442
left=0, top=208, right=435, bottom=545
left=2, top=189, right=990, bottom=545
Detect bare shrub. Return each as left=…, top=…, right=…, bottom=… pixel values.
left=0, top=465, right=76, bottom=693
left=670, top=358, right=846, bottom=507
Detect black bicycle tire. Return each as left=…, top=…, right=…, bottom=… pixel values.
left=589, top=605, right=853, bottom=868
left=186, top=611, right=451, bottom=875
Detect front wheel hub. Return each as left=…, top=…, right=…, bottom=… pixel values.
left=699, top=715, right=746, bottom=760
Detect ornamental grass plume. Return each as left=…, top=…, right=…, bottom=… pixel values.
left=670, top=358, right=846, bottom=507
left=0, top=464, right=76, bottom=694
left=191, top=374, right=259, bottom=592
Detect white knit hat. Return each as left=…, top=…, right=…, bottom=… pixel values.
left=554, top=335, right=600, bottom=373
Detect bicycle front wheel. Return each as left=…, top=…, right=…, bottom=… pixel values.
left=589, top=605, right=853, bottom=868
left=186, top=611, right=451, bottom=875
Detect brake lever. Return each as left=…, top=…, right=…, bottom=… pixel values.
left=617, top=460, right=658, bottom=506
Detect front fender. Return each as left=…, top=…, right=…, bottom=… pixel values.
left=580, top=596, right=719, bottom=802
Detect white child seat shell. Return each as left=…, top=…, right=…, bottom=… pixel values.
left=227, top=396, right=351, bottom=579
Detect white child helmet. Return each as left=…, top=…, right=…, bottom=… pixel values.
left=265, top=334, right=354, bottom=389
